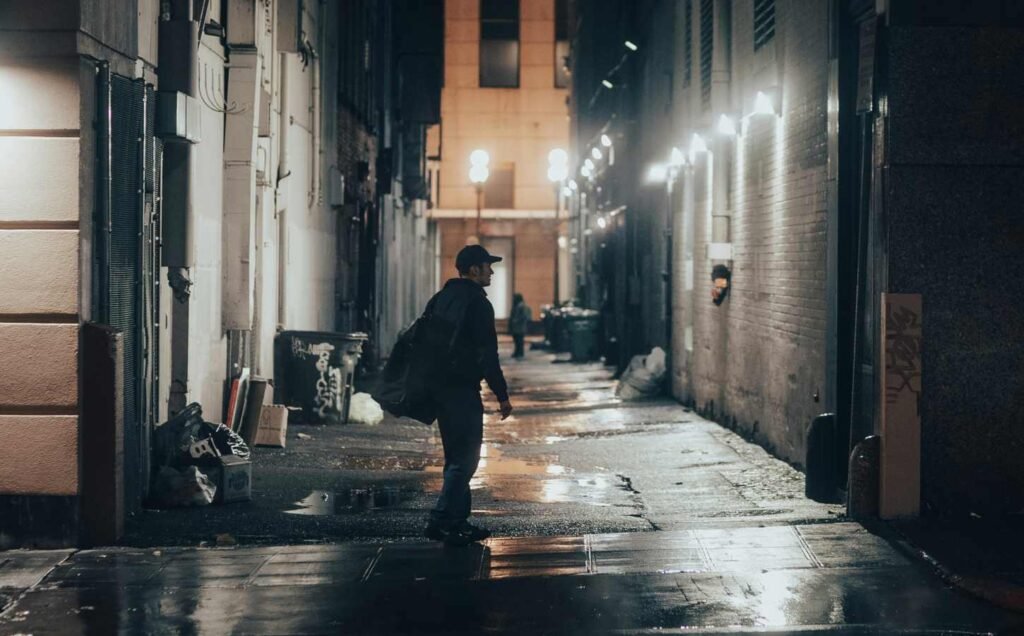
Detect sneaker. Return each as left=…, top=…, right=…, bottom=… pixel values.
left=423, top=520, right=446, bottom=541
left=456, top=521, right=491, bottom=542
left=423, top=520, right=491, bottom=546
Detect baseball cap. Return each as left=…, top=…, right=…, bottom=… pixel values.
left=456, top=244, right=503, bottom=271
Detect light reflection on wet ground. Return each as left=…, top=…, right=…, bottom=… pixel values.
left=287, top=488, right=417, bottom=515
left=3, top=523, right=1022, bottom=634
left=5, top=339, right=1024, bottom=632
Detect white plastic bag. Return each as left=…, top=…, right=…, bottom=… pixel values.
left=348, top=392, right=385, bottom=426
left=615, top=347, right=667, bottom=400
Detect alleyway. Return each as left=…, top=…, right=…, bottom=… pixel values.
left=2, top=344, right=1021, bottom=633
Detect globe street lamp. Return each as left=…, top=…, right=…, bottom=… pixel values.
left=548, top=148, right=569, bottom=304
left=469, top=149, right=490, bottom=240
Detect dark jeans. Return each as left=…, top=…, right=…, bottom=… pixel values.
left=429, top=384, right=484, bottom=526
left=512, top=333, right=525, bottom=358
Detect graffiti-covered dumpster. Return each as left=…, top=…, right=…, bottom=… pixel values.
left=274, top=331, right=369, bottom=424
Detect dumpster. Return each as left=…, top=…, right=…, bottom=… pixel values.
left=567, top=310, right=600, bottom=362
left=274, top=331, right=369, bottom=424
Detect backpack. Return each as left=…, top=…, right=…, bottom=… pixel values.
left=371, top=296, right=470, bottom=424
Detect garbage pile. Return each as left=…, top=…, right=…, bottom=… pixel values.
left=150, top=403, right=252, bottom=508
left=615, top=347, right=667, bottom=400
left=347, top=392, right=384, bottom=426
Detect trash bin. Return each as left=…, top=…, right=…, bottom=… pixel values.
left=541, top=304, right=559, bottom=349
left=274, top=331, right=369, bottom=424
left=567, top=310, right=600, bottom=362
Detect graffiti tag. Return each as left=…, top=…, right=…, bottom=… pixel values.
left=884, top=301, right=922, bottom=406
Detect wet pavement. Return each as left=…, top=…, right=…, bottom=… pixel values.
left=121, top=341, right=843, bottom=546
left=2, top=524, right=1021, bottom=633
left=2, top=339, right=1023, bottom=633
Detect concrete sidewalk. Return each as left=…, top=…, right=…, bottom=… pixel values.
left=2, top=340, right=1022, bottom=633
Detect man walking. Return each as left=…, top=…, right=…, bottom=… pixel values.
left=423, top=244, right=514, bottom=546
left=509, top=292, right=531, bottom=359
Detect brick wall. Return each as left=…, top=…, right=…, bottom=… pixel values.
left=678, top=0, right=831, bottom=464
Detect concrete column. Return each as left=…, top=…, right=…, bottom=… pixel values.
left=222, top=1, right=264, bottom=331
left=0, top=7, right=86, bottom=543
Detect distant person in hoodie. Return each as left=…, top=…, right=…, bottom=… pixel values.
left=422, top=244, right=513, bottom=546
left=508, top=292, right=532, bottom=359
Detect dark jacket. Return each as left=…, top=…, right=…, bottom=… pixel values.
left=427, top=278, right=509, bottom=402
left=508, top=300, right=531, bottom=336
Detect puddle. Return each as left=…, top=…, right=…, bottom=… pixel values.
left=425, top=444, right=566, bottom=480
left=286, top=488, right=416, bottom=515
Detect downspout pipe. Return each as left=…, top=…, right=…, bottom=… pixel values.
left=277, top=53, right=291, bottom=329
left=158, top=0, right=200, bottom=413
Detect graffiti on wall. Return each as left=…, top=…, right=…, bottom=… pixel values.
left=884, top=301, right=922, bottom=408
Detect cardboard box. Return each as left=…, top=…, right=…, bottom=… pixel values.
left=255, top=404, right=288, bottom=448
left=216, top=455, right=252, bottom=503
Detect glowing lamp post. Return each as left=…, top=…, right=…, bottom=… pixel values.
left=469, top=149, right=490, bottom=239
left=548, top=148, right=569, bottom=304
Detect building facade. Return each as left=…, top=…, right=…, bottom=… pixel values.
left=432, top=0, right=571, bottom=320
left=0, top=0, right=441, bottom=547
left=569, top=0, right=1024, bottom=517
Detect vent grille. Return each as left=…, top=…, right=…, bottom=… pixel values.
left=700, top=0, right=713, bottom=108
left=754, top=0, right=776, bottom=51
left=684, top=0, right=693, bottom=88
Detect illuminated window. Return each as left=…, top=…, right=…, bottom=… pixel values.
left=480, top=0, right=520, bottom=88
left=754, top=0, right=776, bottom=51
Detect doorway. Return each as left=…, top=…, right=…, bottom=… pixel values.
left=835, top=0, right=884, bottom=481
left=482, top=237, right=514, bottom=319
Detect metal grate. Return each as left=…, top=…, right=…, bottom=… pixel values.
left=109, top=75, right=144, bottom=510
left=754, top=0, right=776, bottom=51
left=700, top=0, right=713, bottom=108
left=100, top=75, right=159, bottom=510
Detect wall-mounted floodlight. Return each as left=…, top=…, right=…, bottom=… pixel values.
left=717, top=114, right=738, bottom=136
left=602, top=79, right=614, bottom=89
left=557, top=236, right=568, bottom=249
left=600, top=134, right=612, bottom=147
left=646, top=164, right=668, bottom=183
left=753, top=90, right=777, bottom=116
left=624, top=40, right=638, bottom=51
left=690, top=133, right=708, bottom=154
left=591, top=147, right=603, bottom=160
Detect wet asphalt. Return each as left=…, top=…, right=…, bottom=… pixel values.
left=2, top=339, right=1022, bottom=633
